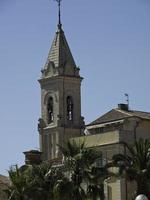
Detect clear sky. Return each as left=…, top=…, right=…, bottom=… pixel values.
left=0, top=0, right=150, bottom=175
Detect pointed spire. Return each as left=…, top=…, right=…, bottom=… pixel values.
left=42, top=0, right=80, bottom=78
left=45, top=29, right=76, bottom=70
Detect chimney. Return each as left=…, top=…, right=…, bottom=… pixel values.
left=118, top=103, right=129, bottom=111
left=23, top=150, right=42, bottom=165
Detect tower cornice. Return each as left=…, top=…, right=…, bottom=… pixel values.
left=38, top=75, right=83, bottom=85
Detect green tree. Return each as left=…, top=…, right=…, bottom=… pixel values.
left=5, top=165, right=32, bottom=200
left=5, top=163, right=64, bottom=200
left=59, top=140, right=107, bottom=200
left=86, top=166, right=106, bottom=200
left=5, top=141, right=108, bottom=200
left=54, top=176, right=73, bottom=200
left=109, top=138, right=150, bottom=198
left=26, top=163, right=56, bottom=200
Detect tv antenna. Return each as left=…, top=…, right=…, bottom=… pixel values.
left=124, top=93, right=129, bottom=107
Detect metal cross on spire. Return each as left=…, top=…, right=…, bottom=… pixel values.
left=54, top=0, right=62, bottom=30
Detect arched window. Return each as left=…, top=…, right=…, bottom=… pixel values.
left=47, top=97, right=54, bottom=123
left=67, top=96, right=73, bottom=121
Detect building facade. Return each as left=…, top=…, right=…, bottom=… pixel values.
left=76, top=104, right=150, bottom=200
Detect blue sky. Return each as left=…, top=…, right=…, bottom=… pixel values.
left=0, top=0, right=150, bottom=175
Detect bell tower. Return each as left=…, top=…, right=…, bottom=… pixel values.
left=38, top=1, right=84, bottom=161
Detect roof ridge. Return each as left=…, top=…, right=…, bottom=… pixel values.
left=131, top=110, right=150, bottom=114
left=114, top=108, right=133, bottom=117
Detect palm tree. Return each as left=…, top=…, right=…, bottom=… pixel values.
left=54, top=176, right=74, bottom=200
left=26, top=163, right=54, bottom=200
left=59, top=140, right=107, bottom=200
left=5, top=165, right=32, bottom=200
left=5, top=141, right=108, bottom=200
left=5, top=163, right=64, bottom=200
left=86, top=166, right=107, bottom=200
left=109, top=138, right=150, bottom=198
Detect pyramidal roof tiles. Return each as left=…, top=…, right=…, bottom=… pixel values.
left=45, top=28, right=76, bottom=69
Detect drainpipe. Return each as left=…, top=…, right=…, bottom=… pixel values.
left=133, top=119, right=141, bottom=141
left=124, top=143, right=128, bottom=200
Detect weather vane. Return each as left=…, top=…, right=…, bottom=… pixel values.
left=54, top=0, right=62, bottom=29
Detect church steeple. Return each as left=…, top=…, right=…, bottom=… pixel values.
left=38, top=1, right=84, bottom=161
left=41, top=0, right=80, bottom=78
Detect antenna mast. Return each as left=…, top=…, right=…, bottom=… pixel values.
left=124, top=93, right=129, bottom=108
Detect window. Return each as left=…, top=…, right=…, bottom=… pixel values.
left=47, top=97, right=54, bottom=123
left=67, top=96, right=73, bottom=121
left=95, top=127, right=104, bottom=134
left=95, top=157, right=103, bottom=168
left=95, top=154, right=107, bottom=168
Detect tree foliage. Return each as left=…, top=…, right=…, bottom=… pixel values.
left=108, top=138, right=150, bottom=198
left=5, top=140, right=107, bottom=200
left=58, top=140, right=108, bottom=200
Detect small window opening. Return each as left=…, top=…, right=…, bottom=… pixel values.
left=47, top=97, right=54, bottom=123
left=95, top=127, right=104, bottom=134
left=67, top=96, right=73, bottom=121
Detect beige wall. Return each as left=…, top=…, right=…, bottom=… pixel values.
left=104, top=178, right=127, bottom=200
left=74, top=130, right=120, bottom=148
left=122, top=118, right=150, bottom=141
left=136, top=120, right=150, bottom=140
left=41, top=126, right=81, bottom=160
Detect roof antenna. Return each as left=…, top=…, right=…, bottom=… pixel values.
left=124, top=93, right=129, bottom=108
left=54, top=0, right=62, bottom=30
